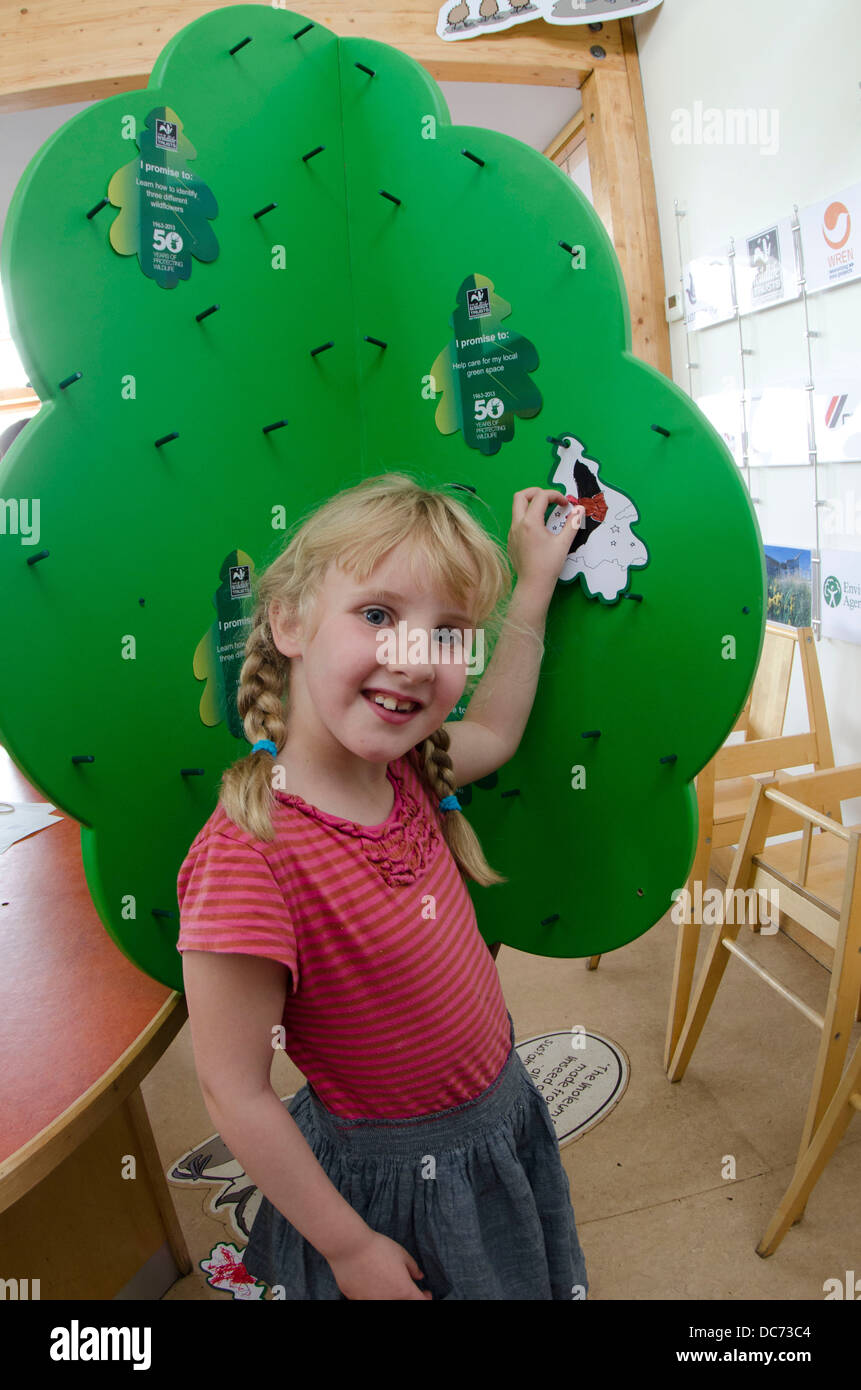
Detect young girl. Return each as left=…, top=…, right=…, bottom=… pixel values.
left=177, top=472, right=588, bottom=1300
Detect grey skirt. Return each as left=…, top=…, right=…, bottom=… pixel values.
left=242, top=1012, right=589, bottom=1301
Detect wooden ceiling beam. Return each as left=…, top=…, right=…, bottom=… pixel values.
left=0, top=1, right=623, bottom=113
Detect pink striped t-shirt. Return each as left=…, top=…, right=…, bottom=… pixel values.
left=176, top=745, right=510, bottom=1119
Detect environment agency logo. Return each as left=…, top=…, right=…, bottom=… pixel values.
left=823, top=575, right=842, bottom=608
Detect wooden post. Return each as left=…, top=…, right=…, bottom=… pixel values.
left=579, top=19, right=671, bottom=377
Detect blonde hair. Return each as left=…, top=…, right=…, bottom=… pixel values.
left=218, top=472, right=540, bottom=886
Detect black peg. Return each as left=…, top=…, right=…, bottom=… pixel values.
left=253, top=203, right=277, bottom=219
left=293, top=22, right=314, bottom=39
left=651, top=424, right=671, bottom=437
left=590, top=45, right=606, bottom=59
left=195, top=304, right=219, bottom=322
left=742, top=606, right=750, bottom=614
left=660, top=754, right=678, bottom=764
left=180, top=768, right=205, bottom=776
left=540, top=914, right=560, bottom=926
left=379, top=190, right=401, bottom=205
left=588, top=21, right=603, bottom=31
left=364, top=336, right=387, bottom=349
left=229, top=36, right=252, bottom=55
left=26, top=549, right=50, bottom=566
left=262, top=419, right=288, bottom=434
left=500, top=788, right=520, bottom=798
left=558, top=241, right=575, bottom=255
left=461, top=149, right=485, bottom=167
left=625, top=593, right=643, bottom=602
left=139, top=598, right=146, bottom=606
left=59, top=372, right=82, bottom=390
left=581, top=730, right=601, bottom=739
left=71, top=755, right=95, bottom=764
left=310, top=341, right=334, bottom=356
left=547, top=435, right=569, bottom=448
left=302, top=145, right=325, bottom=162
left=154, top=432, right=179, bottom=448
left=86, top=198, right=110, bottom=219
left=355, top=62, right=375, bottom=76
left=151, top=908, right=176, bottom=920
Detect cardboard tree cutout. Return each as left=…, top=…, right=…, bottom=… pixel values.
left=0, top=5, right=766, bottom=992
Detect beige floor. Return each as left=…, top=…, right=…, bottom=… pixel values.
left=146, top=874, right=861, bottom=1301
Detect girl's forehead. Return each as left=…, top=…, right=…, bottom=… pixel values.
left=331, top=549, right=460, bottom=595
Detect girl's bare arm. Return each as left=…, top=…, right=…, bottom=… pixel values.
left=181, top=949, right=371, bottom=1264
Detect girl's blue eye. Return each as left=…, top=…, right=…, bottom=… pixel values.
left=362, top=607, right=388, bottom=626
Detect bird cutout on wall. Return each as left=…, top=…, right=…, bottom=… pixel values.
left=545, top=436, right=648, bottom=601
left=108, top=106, right=218, bottom=289
left=437, top=0, right=662, bottom=41
left=193, top=551, right=256, bottom=739
left=429, top=273, right=541, bottom=455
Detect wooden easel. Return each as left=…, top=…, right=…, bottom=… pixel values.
left=668, top=764, right=861, bottom=1248
left=661, top=624, right=835, bottom=1070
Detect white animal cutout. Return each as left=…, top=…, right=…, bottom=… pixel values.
left=545, top=436, right=648, bottom=601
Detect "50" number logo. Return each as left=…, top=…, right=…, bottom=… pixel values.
left=152, top=228, right=184, bottom=254
left=473, top=396, right=504, bottom=421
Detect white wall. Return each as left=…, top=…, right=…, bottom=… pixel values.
left=634, top=0, right=861, bottom=815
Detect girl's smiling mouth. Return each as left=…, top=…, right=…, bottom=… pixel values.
left=361, top=690, right=422, bottom=722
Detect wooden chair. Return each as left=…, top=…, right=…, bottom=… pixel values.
left=667, top=763, right=861, bottom=1249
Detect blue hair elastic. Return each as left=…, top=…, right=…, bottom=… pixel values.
left=252, top=739, right=277, bottom=756
left=439, top=794, right=461, bottom=812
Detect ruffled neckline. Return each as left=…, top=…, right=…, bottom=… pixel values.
left=273, top=759, right=403, bottom=837
left=272, top=755, right=441, bottom=886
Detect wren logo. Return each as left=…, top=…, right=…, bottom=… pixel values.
left=49, top=1321, right=151, bottom=1370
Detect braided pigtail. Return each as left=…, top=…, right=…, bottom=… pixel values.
left=218, top=609, right=289, bottom=843
left=414, top=726, right=507, bottom=887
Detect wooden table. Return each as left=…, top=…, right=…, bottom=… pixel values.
left=0, top=744, right=191, bottom=1299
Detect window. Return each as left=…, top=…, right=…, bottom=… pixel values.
left=0, top=278, right=39, bottom=432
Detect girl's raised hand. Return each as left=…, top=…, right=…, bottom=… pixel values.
left=507, top=488, right=585, bottom=597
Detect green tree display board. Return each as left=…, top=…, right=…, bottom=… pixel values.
left=0, top=5, right=765, bottom=992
